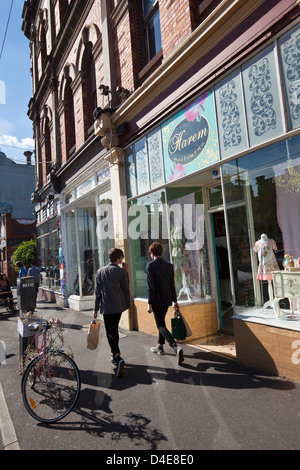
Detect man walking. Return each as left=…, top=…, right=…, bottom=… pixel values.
left=93, top=247, right=130, bottom=378
left=28, top=262, right=42, bottom=298
left=146, top=242, right=184, bottom=364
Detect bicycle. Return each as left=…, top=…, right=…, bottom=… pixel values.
left=21, top=318, right=81, bottom=423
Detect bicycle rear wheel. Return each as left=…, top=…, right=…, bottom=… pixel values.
left=21, top=351, right=81, bottom=423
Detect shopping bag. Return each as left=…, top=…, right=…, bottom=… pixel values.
left=87, top=320, right=100, bottom=350
left=181, top=314, right=192, bottom=337
left=171, top=309, right=186, bottom=341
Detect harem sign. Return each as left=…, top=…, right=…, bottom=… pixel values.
left=162, top=89, right=219, bottom=182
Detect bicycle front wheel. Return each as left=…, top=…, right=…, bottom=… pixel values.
left=21, top=351, right=81, bottom=423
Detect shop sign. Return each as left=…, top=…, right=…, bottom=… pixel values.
left=162, top=89, right=219, bottom=182
left=77, top=176, right=94, bottom=197
left=97, top=165, right=110, bottom=184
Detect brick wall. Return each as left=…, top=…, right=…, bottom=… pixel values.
left=160, top=0, right=193, bottom=57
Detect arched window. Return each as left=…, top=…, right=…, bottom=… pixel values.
left=44, top=117, right=52, bottom=173
left=64, top=78, right=76, bottom=158
left=82, top=43, right=97, bottom=139
left=59, top=0, right=68, bottom=25
left=40, top=24, right=47, bottom=68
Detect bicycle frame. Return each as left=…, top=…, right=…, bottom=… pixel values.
left=25, top=320, right=65, bottom=383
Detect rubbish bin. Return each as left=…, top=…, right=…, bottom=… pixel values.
left=17, top=276, right=37, bottom=364
left=17, top=276, right=36, bottom=313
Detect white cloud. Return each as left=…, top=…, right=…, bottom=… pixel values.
left=0, top=133, right=34, bottom=149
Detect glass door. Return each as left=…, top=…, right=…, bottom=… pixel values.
left=226, top=203, right=256, bottom=312
left=211, top=210, right=233, bottom=332
left=208, top=181, right=258, bottom=332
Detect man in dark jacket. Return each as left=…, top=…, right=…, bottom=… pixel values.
left=146, top=242, right=184, bottom=364
left=93, top=247, right=130, bottom=377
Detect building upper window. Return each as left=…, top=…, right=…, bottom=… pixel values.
left=40, top=24, right=47, bottom=68
left=59, top=0, right=69, bottom=25
left=44, top=117, right=52, bottom=174
left=82, top=43, right=97, bottom=139
left=142, top=0, right=162, bottom=62
left=64, top=78, right=76, bottom=158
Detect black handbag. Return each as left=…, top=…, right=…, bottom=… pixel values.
left=171, top=309, right=186, bottom=340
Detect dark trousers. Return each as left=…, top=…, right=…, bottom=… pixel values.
left=103, top=312, right=122, bottom=356
left=153, top=307, right=175, bottom=346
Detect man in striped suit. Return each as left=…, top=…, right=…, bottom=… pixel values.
left=146, top=242, right=184, bottom=364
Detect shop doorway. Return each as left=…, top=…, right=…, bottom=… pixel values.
left=211, top=202, right=257, bottom=333
left=211, top=211, right=233, bottom=333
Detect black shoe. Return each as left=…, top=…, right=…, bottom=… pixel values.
left=111, top=355, right=117, bottom=369
left=115, top=356, right=125, bottom=378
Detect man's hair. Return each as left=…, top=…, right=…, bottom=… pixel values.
left=16, top=261, right=23, bottom=268
left=149, top=242, right=163, bottom=257
left=108, top=247, right=124, bottom=263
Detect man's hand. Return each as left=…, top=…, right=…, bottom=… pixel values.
left=147, top=304, right=152, bottom=313
left=93, top=310, right=98, bottom=319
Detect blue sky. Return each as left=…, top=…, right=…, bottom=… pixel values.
left=0, top=0, right=34, bottom=164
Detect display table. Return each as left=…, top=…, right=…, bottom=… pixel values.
left=272, top=270, right=300, bottom=319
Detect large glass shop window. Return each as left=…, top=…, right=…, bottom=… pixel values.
left=128, top=190, right=169, bottom=298
left=166, top=187, right=211, bottom=301
left=128, top=187, right=211, bottom=301
left=66, top=207, right=98, bottom=297
left=77, top=207, right=97, bottom=296
left=37, top=219, right=60, bottom=292
left=66, top=210, right=78, bottom=295
left=222, top=134, right=300, bottom=313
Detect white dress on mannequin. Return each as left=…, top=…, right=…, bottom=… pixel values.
left=253, top=234, right=279, bottom=280
left=253, top=234, right=279, bottom=308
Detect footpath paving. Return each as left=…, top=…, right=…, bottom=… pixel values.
left=1, top=298, right=300, bottom=454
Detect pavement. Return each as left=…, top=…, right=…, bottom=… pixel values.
left=1, top=297, right=300, bottom=454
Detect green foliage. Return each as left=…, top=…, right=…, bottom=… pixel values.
left=12, top=239, right=37, bottom=271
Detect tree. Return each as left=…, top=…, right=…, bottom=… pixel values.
left=12, top=239, right=37, bottom=271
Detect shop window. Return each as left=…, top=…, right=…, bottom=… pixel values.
left=128, top=187, right=212, bottom=302
left=66, top=191, right=114, bottom=297
left=66, top=210, right=77, bottom=295
left=279, top=23, right=300, bottom=131
left=222, top=134, right=300, bottom=312
left=142, top=0, right=162, bottom=62
left=208, top=184, right=223, bottom=208
left=215, top=69, right=248, bottom=159
left=77, top=208, right=97, bottom=296
left=37, top=219, right=60, bottom=292
left=242, top=44, right=284, bottom=147
left=167, top=187, right=211, bottom=301
left=124, top=126, right=164, bottom=197
left=97, top=190, right=115, bottom=268
left=128, top=190, right=169, bottom=298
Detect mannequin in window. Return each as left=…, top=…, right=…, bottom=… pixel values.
left=253, top=233, right=279, bottom=307
left=170, top=225, right=184, bottom=291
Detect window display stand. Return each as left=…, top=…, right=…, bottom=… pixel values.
left=263, top=280, right=274, bottom=309
left=272, top=270, right=300, bottom=319
left=177, top=269, right=192, bottom=301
